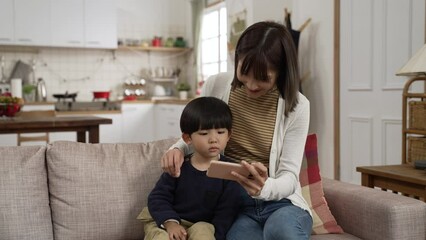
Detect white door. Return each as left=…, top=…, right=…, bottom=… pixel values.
left=340, top=0, right=425, bottom=184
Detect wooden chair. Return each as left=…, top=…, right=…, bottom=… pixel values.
left=16, top=110, right=56, bottom=146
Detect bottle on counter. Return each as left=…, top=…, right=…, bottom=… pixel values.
left=36, top=78, right=47, bottom=102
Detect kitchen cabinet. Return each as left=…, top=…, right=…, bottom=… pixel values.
left=14, top=0, right=51, bottom=46
left=0, top=134, right=16, bottom=146
left=51, top=0, right=116, bottom=49
left=154, top=104, right=185, bottom=141
left=0, top=0, right=14, bottom=44
left=21, top=104, right=55, bottom=111
left=0, top=0, right=116, bottom=49
left=0, top=0, right=52, bottom=47
left=93, top=113, right=122, bottom=143
left=85, top=0, right=117, bottom=49
left=51, top=0, right=85, bottom=47
left=121, top=103, right=155, bottom=143
left=122, top=102, right=185, bottom=143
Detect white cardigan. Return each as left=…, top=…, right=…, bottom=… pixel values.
left=172, top=72, right=311, bottom=215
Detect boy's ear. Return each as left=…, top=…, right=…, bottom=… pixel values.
left=182, top=133, right=192, bottom=144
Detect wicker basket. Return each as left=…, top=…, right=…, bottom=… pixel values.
left=407, top=137, right=426, bottom=164
left=409, top=101, right=426, bottom=130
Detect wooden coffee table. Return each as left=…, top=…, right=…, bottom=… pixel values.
left=356, top=164, right=426, bottom=201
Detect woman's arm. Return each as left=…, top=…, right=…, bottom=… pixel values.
left=258, top=96, right=310, bottom=200
left=161, top=138, right=189, bottom=177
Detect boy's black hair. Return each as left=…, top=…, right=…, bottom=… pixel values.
left=180, top=97, right=232, bottom=135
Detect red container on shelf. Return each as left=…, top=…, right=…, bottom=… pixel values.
left=152, top=37, right=162, bottom=47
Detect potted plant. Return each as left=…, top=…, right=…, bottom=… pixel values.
left=176, top=82, right=191, bottom=100
left=22, top=84, right=36, bottom=102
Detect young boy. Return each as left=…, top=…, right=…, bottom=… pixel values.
left=138, top=97, right=241, bottom=240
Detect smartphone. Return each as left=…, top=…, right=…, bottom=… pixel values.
left=207, top=161, right=250, bottom=181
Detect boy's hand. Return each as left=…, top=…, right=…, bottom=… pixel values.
left=161, top=148, right=184, bottom=177
left=164, top=221, right=187, bottom=240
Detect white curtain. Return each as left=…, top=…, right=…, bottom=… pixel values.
left=190, top=0, right=205, bottom=86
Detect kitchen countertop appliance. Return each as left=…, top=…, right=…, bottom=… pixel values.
left=93, top=91, right=110, bottom=101
left=36, top=78, right=47, bottom=102
left=53, top=91, right=78, bottom=102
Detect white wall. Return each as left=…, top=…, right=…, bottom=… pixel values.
left=250, top=0, right=335, bottom=178
left=294, top=0, right=334, bottom=178
left=252, top=0, right=292, bottom=22
left=0, top=0, right=192, bottom=102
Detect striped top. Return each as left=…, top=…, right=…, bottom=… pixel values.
left=225, top=86, right=279, bottom=166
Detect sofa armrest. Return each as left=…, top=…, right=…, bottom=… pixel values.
left=322, top=178, right=426, bottom=240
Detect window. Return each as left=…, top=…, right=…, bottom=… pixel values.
left=200, top=3, right=227, bottom=82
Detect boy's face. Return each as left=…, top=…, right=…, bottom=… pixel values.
left=183, top=128, right=230, bottom=160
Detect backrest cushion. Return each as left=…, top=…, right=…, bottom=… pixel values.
left=0, top=146, right=53, bottom=240
left=300, top=134, right=344, bottom=234
left=46, top=138, right=177, bottom=240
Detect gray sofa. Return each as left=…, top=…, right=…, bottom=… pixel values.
left=0, top=138, right=425, bottom=240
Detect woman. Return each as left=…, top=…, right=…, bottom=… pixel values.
left=162, top=21, right=312, bottom=240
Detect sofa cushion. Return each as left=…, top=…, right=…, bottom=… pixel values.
left=322, top=178, right=426, bottom=240
left=0, top=146, right=53, bottom=240
left=46, top=138, right=177, bottom=240
left=300, top=134, right=344, bottom=234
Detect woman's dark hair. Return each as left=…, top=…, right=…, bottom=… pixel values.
left=180, top=97, right=232, bottom=135
left=232, top=21, right=299, bottom=117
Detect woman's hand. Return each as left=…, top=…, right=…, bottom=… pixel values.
left=232, top=160, right=268, bottom=196
left=161, top=148, right=184, bottom=177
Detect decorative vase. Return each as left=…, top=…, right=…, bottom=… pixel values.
left=179, top=91, right=188, bottom=100
left=23, top=91, right=35, bottom=103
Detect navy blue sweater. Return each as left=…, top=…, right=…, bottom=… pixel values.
left=148, top=155, right=242, bottom=240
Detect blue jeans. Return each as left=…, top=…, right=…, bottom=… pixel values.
left=227, top=192, right=312, bottom=240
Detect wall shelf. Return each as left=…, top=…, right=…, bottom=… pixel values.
left=151, top=77, right=178, bottom=83
left=116, top=46, right=191, bottom=53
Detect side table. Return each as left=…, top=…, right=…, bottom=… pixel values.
left=356, top=164, right=426, bottom=201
